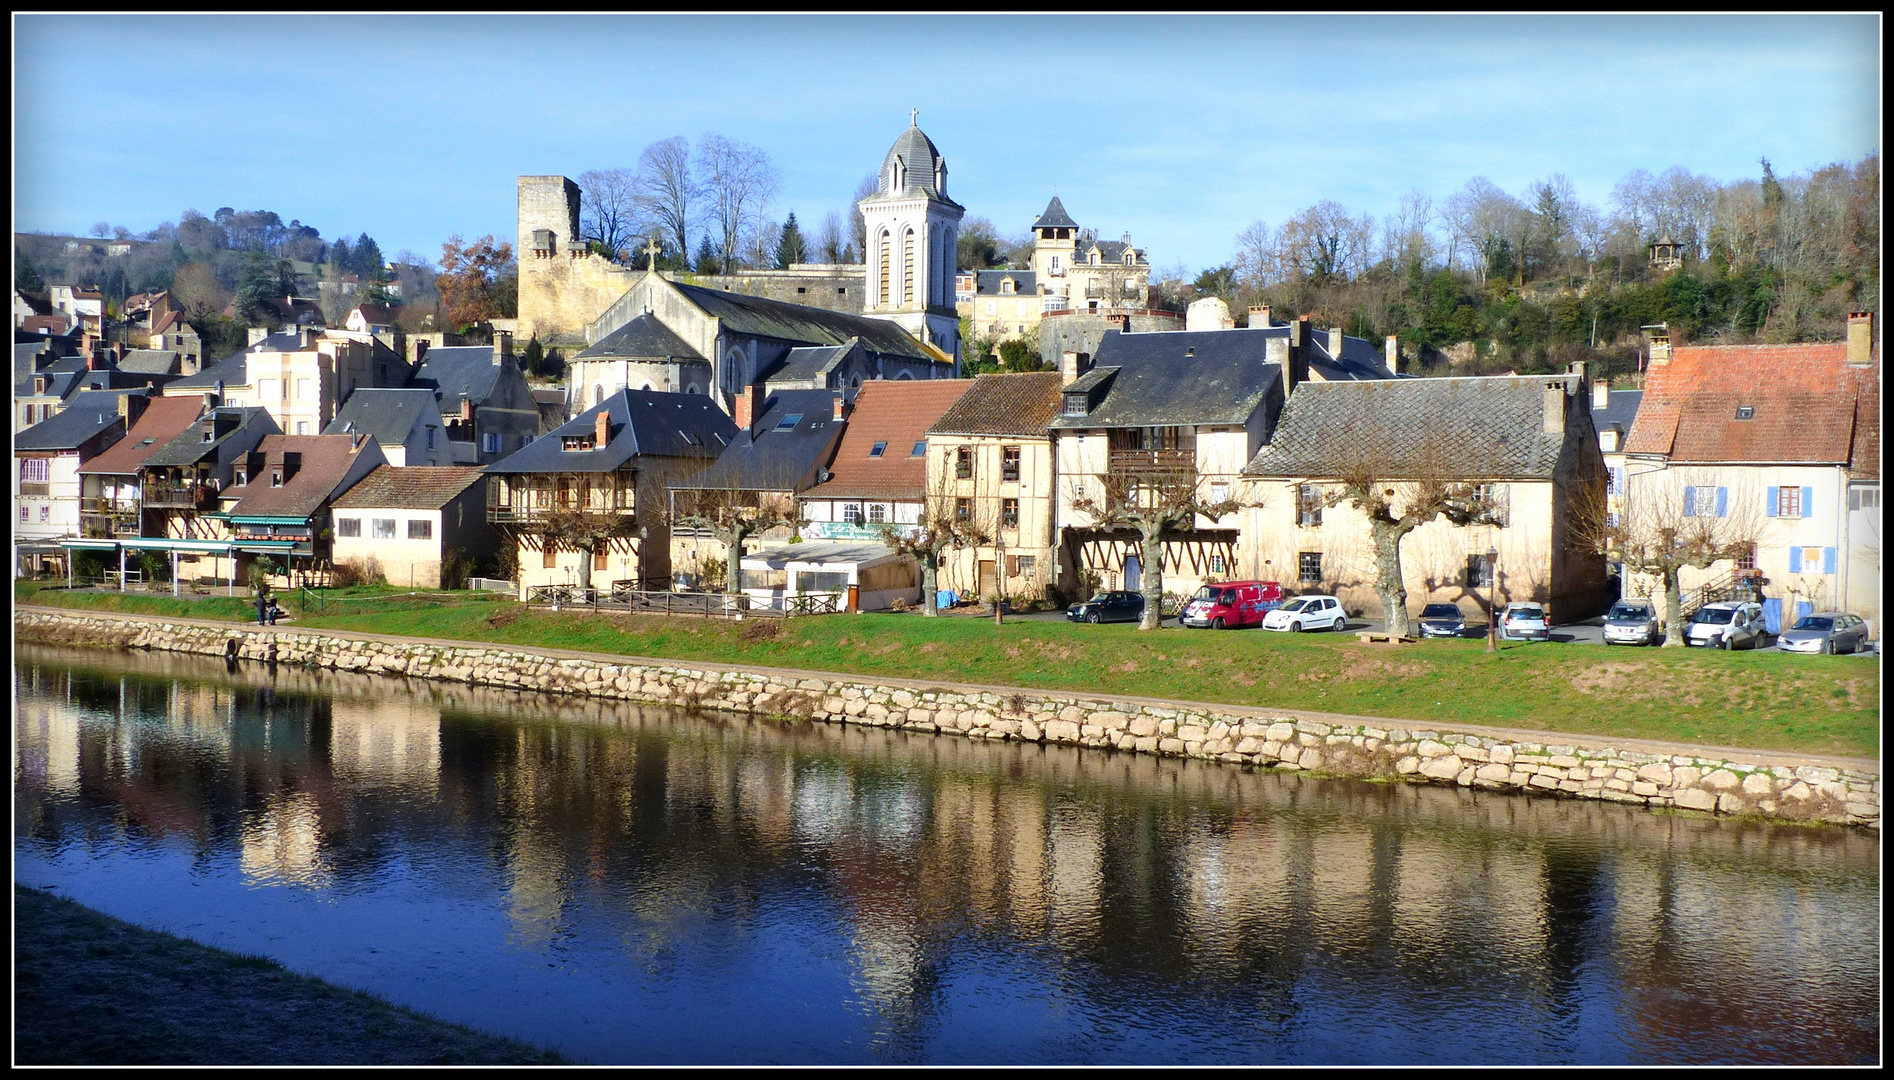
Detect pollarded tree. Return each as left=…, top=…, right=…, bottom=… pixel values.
left=538, top=509, right=636, bottom=591
left=1070, top=462, right=1243, bottom=631
left=874, top=472, right=992, bottom=618
left=667, top=485, right=805, bottom=597
left=1569, top=469, right=1762, bottom=647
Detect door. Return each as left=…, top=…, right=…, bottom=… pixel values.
left=978, top=560, right=996, bottom=598
left=1124, top=555, right=1141, bottom=592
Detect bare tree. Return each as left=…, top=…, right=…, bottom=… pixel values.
left=1232, top=219, right=1275, bottom=290
left=668, top=485, right=805, bottom=596
left=578, top=167, right=643, bottom=258
left=632, top=136, right=697, bottom=263
left=1308, top=440, right=1507, bottom=639
left=1442, top=177, right=1526, bottom=286
left=697, top=135, right=780, bottom=274
left=1569, top=469, right=1761, bottom=646
left=849, top=173, right=877, bottom=261
left=1381, top=190, right=1436, bottom=269
left=874, top=471, right=991, bottom=617
left=1069, top=463, right=1242, bottom=631
left=538, top=509, right=636, bottom=591
left=815, top=212, right=846, bottom=264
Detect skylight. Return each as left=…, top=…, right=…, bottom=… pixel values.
left=911, top=440, right=927, bottom=457
left=869, top=441, right=887, bottom=458
left=776, top=413, right=804, bottom=430
left=1735, top=406, right=1755, bottom=420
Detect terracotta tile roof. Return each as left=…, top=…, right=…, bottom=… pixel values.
left=78, top=396, right=206, bottom=475
left=927, top=372, right=1064, bottom=437
left=1624, top=343, right=1874, bottom=465
left=1850, top=365, right=1879, bottom=480
left=225, top=434, right=380, bottom=520
left=332, top=464, right=486, bottom=510
left=804, top=379, right=971, bottom=499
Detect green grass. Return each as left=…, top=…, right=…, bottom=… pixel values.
left=19, top=588, right=1878, bottom=758
left=14, top=885, right=562, bottom=1065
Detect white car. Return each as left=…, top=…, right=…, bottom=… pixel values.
left=1261, top=594, right=1347, bottom=633
left=1685, top=601, right=1770, bottom=650
left=1499, top=602, right=1551, bottom=641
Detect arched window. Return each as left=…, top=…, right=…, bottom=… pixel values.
left=902, top=228, right=916, bottom=305
left=592, top=383, right=604, bottom=406
left=1125, top=252, right=1134, bottom=265
left=686, top=384, right=701, bottom=395
left=878, top=230, right=891, bottom=304
left=895, top=369, right=913, bottom=380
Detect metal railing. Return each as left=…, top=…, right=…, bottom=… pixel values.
left=523, top=586, right=845, bottom=619
left=141, top=484, right=212, bottom=509
left=1109, top=448, right=1196, bottom=472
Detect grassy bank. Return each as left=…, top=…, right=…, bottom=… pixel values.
left=14, top=885, right=561, bottom=1065
left=18, top=586, right=1879, bottom=758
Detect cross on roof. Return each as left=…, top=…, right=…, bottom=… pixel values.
left=910, top=108, right=918, bottom=126
left=644, top=236, right=663, bottom=271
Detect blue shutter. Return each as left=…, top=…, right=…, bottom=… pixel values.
left=1683, top=487, right=1696, bottom=517
left=1823, top=547, right=1836, bottom=575
left=1766, top=486, right=1778, bottom=516
left=1715, top=487, right=1728, bottom=517
left=1788, top=547, right=1801, bottom=574
left=1762, top=598, right=1783, bottom=634
left=1800, top=487, right=1814, bottom=519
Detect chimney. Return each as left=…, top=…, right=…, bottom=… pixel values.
left=248, top=327, right=268, bottom=346
left=1847, top=311, right=1874, bottom=366
left=1544, top=379, right=1569, bottom=434
left=1385, top=334, right=1401, bottom=374
left=493, top=331, right=512, bottom=364
left=1648, top=332, right=1671, bottom=367
left=1327, top=328, right=1343, bottom=361
left=203, top=392, right=220, bottom=413
left=1592, top=379, right=1609, bottom=411
left=594, top=408, right=610, bottom=449
left=832, top=393, right=846, bottom=421
left=733, top=383, right=764, bottom=433
left=1249, top=305, right=1271, bottom=328
left=1286, top=318, right=1311, bottom=395
left=1107, top=313, right=1129, bottom=332
left=1060, top=350, right=1087, bottom=386
left=461, top=397, right=474, bottom=421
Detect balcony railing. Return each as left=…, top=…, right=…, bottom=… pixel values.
left=142, top=484, right=214, bottom=509
left=1109, top=448, right=1196, bottom=474
left=80, top=497, right=140, bottom=517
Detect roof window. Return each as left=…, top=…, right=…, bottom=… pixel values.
left=1734, top=405, right=1755, bottom=420
left=869, top=441, right=887, bottom=458
left=911, top=440, right=927, bottom=457
left=562, top=435, right=595, bottom=451
left=776, top=413, right=804, bottom=431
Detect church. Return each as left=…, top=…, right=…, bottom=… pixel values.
left=517, top=119, right=964, bottom=419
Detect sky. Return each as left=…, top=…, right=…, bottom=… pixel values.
left=12, top=14, right=1882, bottom=274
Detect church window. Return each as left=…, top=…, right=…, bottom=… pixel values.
left=902, top=228, right=916, bottom=305
left=878, top=230, right=891, bottom=302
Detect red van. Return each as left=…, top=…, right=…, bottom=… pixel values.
left=1180, top=581, right=1283, bottom=629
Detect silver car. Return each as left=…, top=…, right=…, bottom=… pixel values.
left=1602, top=600, right=1659, bottom=646
left=1777, top=612, right=1872, bottom=654
left=1499, top=603, right=1550, bottom=641
left=1685, top=602, right=1770, bottom=650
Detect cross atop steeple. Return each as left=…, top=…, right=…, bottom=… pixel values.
left=910, top=108, right=918, bottom=126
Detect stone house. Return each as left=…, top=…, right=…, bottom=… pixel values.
left=407, top=344, right=541, bottom=465
left=1240, top=370, right=1611, bottom=623
left=957, top=195, right=1153, bottom=345
left=799, top=379, right=973, bottom=543
left=923, top=371, right=1066, bottom=601
left=486, top=388, right=735, bottom=596
left=322, top=388, right=452, bottom=467
left=1621, top=313, right=1880, bottom=629
left=331, top=465, right=496, bottom=589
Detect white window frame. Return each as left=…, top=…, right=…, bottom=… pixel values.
left=372, top=518, right=397, bottom=539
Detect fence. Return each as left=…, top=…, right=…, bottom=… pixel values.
left=521, top=586, right=845, bottom=619
left=294, top=587, right=512, bottom=618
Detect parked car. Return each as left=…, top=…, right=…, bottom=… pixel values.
left=1261, top=594, right=1347, bottom=633
left=1416, top=603, right=1467, bottom=639
left=1181, top=580, right=1283, bottom=629
left=1684, top=601, right=1771, bottom=650
left=1602, top=600, right=1660, bottom=646
left=1499, top=603, right=1550, bottom=641
left=1776, top=612, right=1871, bottom=654
left=1067, top=591, right=1145, bottom=624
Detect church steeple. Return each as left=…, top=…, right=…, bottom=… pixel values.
left=859, top=117, right=965, bottom=361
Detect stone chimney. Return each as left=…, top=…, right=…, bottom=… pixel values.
left=1647, top=331, right=1671, bottom=367
left=1286, top=319, right=1311, bottom=396
left=1060, top=350, right=1089, bottom=386
left=494, top=329, right=513, bottom=363
left=248, top=327, right=268, bottom=346
left=1327, top=328, right=1344, bottom=361
left=1544, top=378, right=1571, bottom=434
left=732, top=383, right=765, bottom=433
left=1847, top=311, right=1874, bottom=366
left=1385, top=335, right=1401, bottom=374
left=594, top=408, right=610, bottom=449
left=1592, top=379, right=1609, bottom=411
left=1249, top=305, right=1271, bottom=328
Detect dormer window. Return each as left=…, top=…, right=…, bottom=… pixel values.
left=1063, top=393, right=1088, bottom=417
left=1001, top=278, right=1015, bottom=294
left=562, top=435, right=594, bottom=451
left=1124, top=252, right=1135, bottom=265
left=270, top=471, right=283, bottom=487
left=1090, top=252, right=1099, bottom=266
left=1735, top=405, right=1755, bottom=420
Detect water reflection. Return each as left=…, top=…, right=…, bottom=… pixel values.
left=13, top=645, right=1880, bottom=1065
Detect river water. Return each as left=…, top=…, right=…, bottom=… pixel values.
left=13, top=644, right=1880, bottom=1064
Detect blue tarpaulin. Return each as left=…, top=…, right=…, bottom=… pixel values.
left=936, top=590, right=957, bottom=609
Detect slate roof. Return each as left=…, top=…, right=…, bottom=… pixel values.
left=1048, top=329, right=1282, bottom=429
left=223, top=435, right=378, bottom=520
left=574, top=313, right=708, bottom=361
left=669, top=388, right=843, bottom=493
left=78, top=396, right=206, bottom=475
left=410, top=345, right=506, bottom=410
left=484, top=388, right=735, bottom=475
left=332, top=464, right=486, bottom=510
left=1032, top=196, right=1078, bottom=231
left=1244, top=376, right=1581, bottom=480
left=14, top=391, right=131, bottom=451
left=972, top=270, right=1039, bottom=296
left=143, top=406, right=276, bottom=468
left=1086, top=239, right=1141, bottom=264
left=763, top=341, right=856, bottom=385
left=874, top=123, right=956, bottom=204
left=1624, top=343, right=1873, bottom=465
left=1592, top=388, right=1642, bottom=437
left=16, top=368, right=80, bottom=401
left=118, top=349, right=183, bottom=375
left=15, top=342, right=54, bottom=382
left=323, top=388, right=437, bottom=446
left=928, top=372, right=1065, bottom=437
left=670, top=282, right=935, bottom=361
left=804, top=380, right=971, bottom=499
left=165, top=349, right=248, bottom=391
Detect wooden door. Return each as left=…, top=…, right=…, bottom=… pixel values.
left=978, top=560, right=996, bottom=597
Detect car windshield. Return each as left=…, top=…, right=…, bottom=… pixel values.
left=1420, top=604, right=1459, bottom=618
left=1691, top=608, right=1735, bottom=624
left=1791, top=617, right=1835, bottom=631
left=1508, top=607, right=1543, bottom=620
left=1087, top=594, right=1112, bottom=604
left=1192, top=587, right=1216, bottom=601
left=1281, top=599, right=1311, bottom=613
left=1608, top=604, right=1651, bottom=620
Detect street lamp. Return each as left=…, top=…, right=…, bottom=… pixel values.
left=1485, top=546, right=1501, bottom=652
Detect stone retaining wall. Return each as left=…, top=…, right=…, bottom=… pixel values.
left=16, top=609, right=1880, bottom=830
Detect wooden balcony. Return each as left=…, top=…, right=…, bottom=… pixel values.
left=1109, top=448, right=1196, bottom=474
left=142, top=483, right=214, bottom=509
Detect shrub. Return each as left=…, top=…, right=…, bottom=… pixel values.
left=440, top=547, right=473, bottom=590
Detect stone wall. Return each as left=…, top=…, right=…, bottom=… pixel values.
left=1038, top=309, right=1184, bottom=368
left=16, top=608, right=1879, bottom=830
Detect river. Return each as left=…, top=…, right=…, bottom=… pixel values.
left=13, top=644, right=1880, bottom=1064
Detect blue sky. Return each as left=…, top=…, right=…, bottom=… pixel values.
left=13, top=14, right=1880, bottom=273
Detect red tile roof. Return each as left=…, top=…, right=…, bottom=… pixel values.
left=225, top=434, right=380, bottom=520
left=1624, top=342, right=1877, bottom=465
left=78, top=396, right=206, bottom=475
left=1849, top=365, right=1879, bottom=480
left=332, top=464, right=486, bottom=510
left=803, top=379, right=971, bottom=500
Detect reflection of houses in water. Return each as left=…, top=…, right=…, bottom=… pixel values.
left=16, top=698, right=82, bottom=796
left=238, top=791, right=330, bottom=887
left=1045, top=805, right=1104, bottom=934
left=328, top=698, right=441, bottom=792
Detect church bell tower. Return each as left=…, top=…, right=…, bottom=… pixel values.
left=857, top=113, right=964, bottom=361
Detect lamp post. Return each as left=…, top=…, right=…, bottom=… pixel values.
left=1485, top=546, right=1500, bottom=652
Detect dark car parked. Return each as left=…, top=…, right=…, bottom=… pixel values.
left=1417, top=603, right=1467, bottom=639
left=1067, top=591, right=1145, bottom=624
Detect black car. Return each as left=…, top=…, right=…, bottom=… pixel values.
left=1067, top=591, right=1145, bottom=624
left=1416, top=602, right=1467, bottom=639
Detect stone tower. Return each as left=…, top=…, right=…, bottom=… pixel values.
left=515, top=175, right=638, bottom=348
left=857, top=117, right=964, bottom=360
left=1028, top=195, right=1078, bottom=284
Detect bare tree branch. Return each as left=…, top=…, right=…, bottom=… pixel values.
left=1069, top=463, right=1244, bottom=630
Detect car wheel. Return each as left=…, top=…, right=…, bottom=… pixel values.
left=1332, top=617, right=1345, bottom=631
left=1086, top=612, right=1100, bottom=624
left=1289, top=620, right=1301, bottom=633
left=1821, top=639, right=1833, bottom=655
left=1212, top=616, right=1226, bottom=631
left=1721, top=635, right=1733, bottom=651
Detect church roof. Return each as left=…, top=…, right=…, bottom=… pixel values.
left=763, top=341, right=858, bottom=385
left=575, top=312, right=708, bottom=362
left=871, top=121, right=959, bottom=207
left=670, top=282, right=935, bottom=362
left=1033, top=196, right=1078, bottom=231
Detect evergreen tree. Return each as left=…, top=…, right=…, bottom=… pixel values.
left=522, top=336, right=546, bottom=377
left=233, top=251, right=276, bottom=325
left=355, top=233, right=385, bottom=280
left=774, top=212, right=807, bottom=270
left=694, top=235, right=721, bottom=275
left=15, top=250, right=44, bottom=293
left=330, top=236, right=352, bottom=275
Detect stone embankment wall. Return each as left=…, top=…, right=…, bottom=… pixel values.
left=16, top=610, right=1880, bottom=830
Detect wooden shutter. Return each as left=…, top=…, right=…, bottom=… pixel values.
left=1823, top=547, right=1836, bottom=575
left=1683, top=487, right=1696, bottom=516
left=1766, top=486, right=1778, bottom=516
left=1715, top=487, right=1728, bottom=517
left=1788, top=546, right=1801, bottom=574
left=1800, top=487, right=1814, bottom=518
